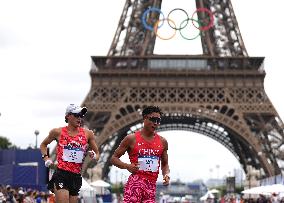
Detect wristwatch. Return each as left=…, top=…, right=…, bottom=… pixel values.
left=41, top=154, right=48, bottom=159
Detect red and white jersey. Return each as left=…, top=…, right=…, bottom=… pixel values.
left=57, top=127, right=88, bottom=174
left=128, top=131, right=164, bottom=182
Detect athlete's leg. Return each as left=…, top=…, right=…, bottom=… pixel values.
left=52, top=169, right=73, bottom=203
left=69, top=195, right=78, bottom=203
left=68, top=173, right=82, bottom=203
left=141, top=179, right=156, bottom=203
left=54, top=186, right=70, bottom=203
left=123, top=174, right=143, bottom=202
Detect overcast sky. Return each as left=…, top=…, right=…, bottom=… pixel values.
left=0, top=0, right=284, bottom=183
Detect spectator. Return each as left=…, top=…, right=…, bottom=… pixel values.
left=6, top=185, right=16, bottom=203
left=271, top=193, right=280, bottom=203
left=23, top=190, right=35, bottom=203
left=47, top=193, right=55, bottom=203
left=35, top=192, right=42, bottom=203
left=18, top=189, right=25, bottom=203
left=0, top=191, right=6, bottom=203
left=256, top=194, right=267, bottom=203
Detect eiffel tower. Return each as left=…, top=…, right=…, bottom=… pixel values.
left=81, top=0, right=284, bottom=181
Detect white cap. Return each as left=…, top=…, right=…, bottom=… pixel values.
left=65, top=104, right=87, bottom=116
left=207, top=193, right=214, bottom=199
left=18, top=190, right=24, bottom=195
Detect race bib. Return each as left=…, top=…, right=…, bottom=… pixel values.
left=138, top=155, right=159, bottom=172
left=62, top=146, right=84, bottom=163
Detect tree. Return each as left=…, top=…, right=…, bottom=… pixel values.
left=0, top=136, right=12, bottom=149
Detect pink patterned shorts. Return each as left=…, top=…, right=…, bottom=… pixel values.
left=123, top=174, right=156, bottom=203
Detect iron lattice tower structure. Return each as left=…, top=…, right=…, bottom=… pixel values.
left=81, top=0, right=284, bottom=181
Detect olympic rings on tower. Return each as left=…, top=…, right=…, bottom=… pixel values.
left=142, top=7, right=165, bottom=32
left=141, top=7, right=214, bottom=40
left=154, top=18, right=177, bottom=40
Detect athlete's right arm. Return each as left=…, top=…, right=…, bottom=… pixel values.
left=40, top=128, right=60, bottom=162
left=110, top=134, right=138, bottom=173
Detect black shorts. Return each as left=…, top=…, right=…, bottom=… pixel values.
left=48, top=168, right=82, bottom=196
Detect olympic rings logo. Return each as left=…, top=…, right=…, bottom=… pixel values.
left=141, top=7, right=214, bottom=40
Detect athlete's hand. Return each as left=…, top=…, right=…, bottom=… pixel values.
left=50, top=162, right=58, bottom=170
left=88, top=150, right=100, bottom=161
left=95, top=153, right=100, bottom=161
left=126, top=163, right=139, bottom=173
left=163, top=174, right=170, bottom=186
left=44, top=159, right=57, bottom=169
left=45, top=159, right=53, bottom=167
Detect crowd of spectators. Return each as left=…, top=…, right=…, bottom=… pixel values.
left=0, top=184, right=55, bottom=203
left=218, top=193, right=284, bottom=203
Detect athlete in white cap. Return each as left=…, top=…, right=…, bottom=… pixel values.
left=40, top=104, right=100, bottom=203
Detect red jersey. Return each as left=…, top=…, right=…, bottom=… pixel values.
left=57, top=127, right=88, bottom=174
left=128, top=131, right=164, bottom=182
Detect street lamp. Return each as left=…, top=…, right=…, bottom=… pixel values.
left=272, top=149, right=278, bottom=184
left=209, top=168, right=213, bottom=179
left=34, top=130, right=39, bottom=148
left=216, top=164, right=220, bottom=179
left=247, top=159, right=252, bottom=189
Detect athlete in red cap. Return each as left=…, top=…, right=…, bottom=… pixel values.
left=40, top=104, right=100, bottom=203
left=111, top=105, right=170, bottom=203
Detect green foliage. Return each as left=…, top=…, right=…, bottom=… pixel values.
left=111, top=182, right=124, bottom=194
left=235, top=185, right=244, bottom=194
left=0, top=136, right=13, bottom=149
left=212, top=185, right=226, bottom=196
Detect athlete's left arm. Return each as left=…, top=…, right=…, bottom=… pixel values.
left=161, top=136, right=170, bottom=185
left=86, top=129, right=100, bottom=161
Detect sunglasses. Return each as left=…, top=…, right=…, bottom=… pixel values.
left=70, top=113, right=84, bottom=118
left=148, top=117, right=161, bottom=124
